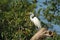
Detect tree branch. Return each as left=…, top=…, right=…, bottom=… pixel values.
left=30, top=28, right=53, bottom=40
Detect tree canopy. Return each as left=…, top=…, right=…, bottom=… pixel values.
left=0, top=0, right=60, bottom=40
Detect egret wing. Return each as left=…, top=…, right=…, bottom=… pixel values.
left=32, top=17, right=41, bottom=28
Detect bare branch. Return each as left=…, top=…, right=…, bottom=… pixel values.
left=30, top=28, right=53, bottom=40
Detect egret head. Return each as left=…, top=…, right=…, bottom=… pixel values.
left=29, top=12, right=34, bottom=16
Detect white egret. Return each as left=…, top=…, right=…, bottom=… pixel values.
left=29, top=12, right=42, bottom=30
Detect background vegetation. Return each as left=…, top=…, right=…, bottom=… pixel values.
left=0, top=0, right=60, bottom=40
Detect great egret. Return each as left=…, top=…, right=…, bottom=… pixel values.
left=29, top=12, right=42, bottom=30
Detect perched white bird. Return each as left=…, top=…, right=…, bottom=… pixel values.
left=29, top=12, right=42, bottom=30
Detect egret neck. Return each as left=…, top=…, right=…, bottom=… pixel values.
left=30, top=14, right=34, bottom=21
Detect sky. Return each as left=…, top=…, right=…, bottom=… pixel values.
left=36, top=0, right=60, bottom=34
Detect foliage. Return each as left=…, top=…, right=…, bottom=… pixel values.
left=0, top=0, right=60, bottom=40
left=42, top=0, right=60, bottom=25
left=0, top=0, right=37, bottom=40
left=41, top=0, right=60, bottom=40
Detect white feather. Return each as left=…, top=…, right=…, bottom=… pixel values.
left=30, top=12, right=41, bottom=29
left=32, top=17, right=41, bottom=28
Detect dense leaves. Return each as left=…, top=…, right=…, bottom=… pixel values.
left=42, top=0, right=60, bottom=25
left=0, top=0, right=60, bottom=40
left=0, top=0, right=37, bottom=40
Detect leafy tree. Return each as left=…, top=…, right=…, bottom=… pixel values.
left=39, top=0, right=60, bottom=40
left=0, top=0, right=37, bottom=40
left=0, top=0, right=60, bottom=40
left=42, top=0, right=60, bottom=25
